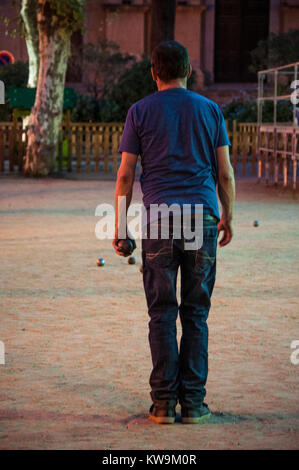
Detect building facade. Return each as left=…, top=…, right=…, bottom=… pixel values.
left=0, top=0, right=299, bottom=102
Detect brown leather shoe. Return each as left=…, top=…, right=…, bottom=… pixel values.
left=149, top=404, right=176, bottom=424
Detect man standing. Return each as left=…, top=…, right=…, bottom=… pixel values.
left=113, top=41, right=235, bottom=424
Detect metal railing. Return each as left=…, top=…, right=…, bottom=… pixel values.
left=257, top=62, right=299, bottom=192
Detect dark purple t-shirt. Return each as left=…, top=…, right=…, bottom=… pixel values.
left=118, top=88, right=231, bottom=220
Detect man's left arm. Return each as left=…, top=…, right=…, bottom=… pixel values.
left=113, top=152, right=138, bottom=256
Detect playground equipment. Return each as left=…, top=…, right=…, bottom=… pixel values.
left=257, top=62, right=299, bottom=193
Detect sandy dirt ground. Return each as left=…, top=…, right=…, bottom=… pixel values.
left=0, top=175, right=298, bottom=450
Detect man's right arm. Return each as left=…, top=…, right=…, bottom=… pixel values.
left=216, top=145, right=235, bottom=247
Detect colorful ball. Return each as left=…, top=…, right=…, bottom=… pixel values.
left=128, top=256, right=136, bottom=265
left=253, top=220, right=259, bottom=227
left=96, top=257, right=105, bottom=266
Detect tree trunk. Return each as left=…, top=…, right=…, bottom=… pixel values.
left=21, top=0, right=39, bottom=88
left=150, top=0, right=176, bottom=53
left=24, top=1, right=72, bottom=176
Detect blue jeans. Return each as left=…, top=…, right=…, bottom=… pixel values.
left=142, top=215, right=218, bottom=409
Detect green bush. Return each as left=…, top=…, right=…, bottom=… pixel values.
left=106, top=56, right=157, bottom=121
left=250, top=29, right=299, bottom=73
left=98, top=98, right=122, bottom=122
left=0, top=61, right=29, bottom=88
left=221, top=99, right=257, bottom=122
left=107, top=56, right=197, bottom=121
left=82, top=38, right=135, bottom=100
left=70, top=55, right=199, bottom=122
left=0, top=61, right=29, bottom=121
left=221, top=98, right=293, bottom=123
left=0, top=102, right=11, bottom=121
left=70, top=93, right=100, bottom=122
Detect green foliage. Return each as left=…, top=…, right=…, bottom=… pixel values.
left=221, top=99, right=257, bottom=122
left=187, top=69, right=197, bottom=91
left=48, top=0, right=85, bottom=33
left=107, top=56, right=156, bottom=121
left=221, top=98, right=293, bottom=123
left=70, top=93, right=123, bottom=123
left=0, top=102, right=11, bottom=122
left=107, top=56, right=197, bottom=121
left=82, top=38, right=135, bottom=100
left=70, top=93, right=100, bottom=122
left=98, top=99, right=121, bottom=123
left=0, top=0, right=25, bottom=39
left=0, top=61, right=28, bottom=88
left=70, top=56, right=199, bottom=123
left=249, top=29, right=299, bottom=73
left=0, top=61, right=29, bottom=121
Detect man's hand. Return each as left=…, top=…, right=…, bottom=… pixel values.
left=113, top=238, right=126, bottom=257
left=114, top=151, right=138, bottom=257
left=112, top=237, right=136, bottom=257
left=216, top=145, right=235, bottom=247
left=218, top=217, right=233, bottom=247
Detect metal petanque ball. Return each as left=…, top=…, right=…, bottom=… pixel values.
left=128, top=256, right=136, bottom=265
left=253, top=220, right=259, bottom=227
left=96, top=258, right=105, bottom=266
left=118, top=239, right=134, bottom=255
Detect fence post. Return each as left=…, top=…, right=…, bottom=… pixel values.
left=282, top=132, right=288, bottom=188
left=57, top=124, right=63, bottom=172
left=95, top=126, right=100, bottom=172
left=273, top=127, right=278, bottom=186
left=76, top=125, right=82, bottom=172
left=257, top=125, right=262, bottom=182
left=251, top=125, right=256, bottom=175
left=0, top=129, right=4, bottom=172
left=112, top=125, right=118, bottom=173
left=86, top=124, right=90, bottom=172
left=292, top=128, right=297, bottom=195
left=65, top=109, right=72, bottom=172
left=9, top=110, right=18, bottom=172
left=104, top=125, right=109, bottom=173
left=240, top=125, right=247, bottom=176
left=17, top=127, right=23, bottom=172
left=232, top=120, right=238, bottom=173
left=265, top=131, right=270, bottom=185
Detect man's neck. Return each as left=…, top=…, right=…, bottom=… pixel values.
left=157, top=78, right=187, bottom=91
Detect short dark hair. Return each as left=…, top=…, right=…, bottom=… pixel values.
left=151, top=40, right=189, bottom=83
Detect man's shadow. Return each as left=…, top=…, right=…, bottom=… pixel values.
left=123, top=410, right=299, bottom=426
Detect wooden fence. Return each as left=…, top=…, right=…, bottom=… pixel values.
left=0, top=119, right=293, bottom=177
left=0, top=122, right=124, bottom=174
left=258, top=125, right=299, bottom=192
left=228, top=121, right=258, bottom=175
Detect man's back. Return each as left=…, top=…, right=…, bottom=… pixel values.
left=119, top=88, right=230, bottom=220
